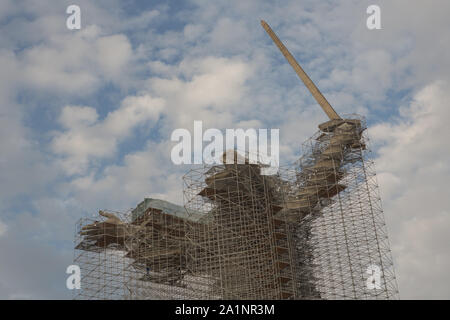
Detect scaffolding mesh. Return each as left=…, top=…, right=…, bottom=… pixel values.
left=277, top=115, right=398, bottom=299
left=73, top=115, right=399, bottom=300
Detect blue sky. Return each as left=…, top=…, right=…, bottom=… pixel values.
left=0, top=0, right=450, bottom=299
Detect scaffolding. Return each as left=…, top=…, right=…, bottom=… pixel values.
left=74, top=203, right=195, bottom=299
left=74, top=210, right=130, bottom=299
left=74, top=115, right=399, bottom=300
left=277, top=115, right=398, bottom=299
left=183, top=157, right=296, bottom=299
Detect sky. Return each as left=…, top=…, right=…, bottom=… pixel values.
left=0, top=0, right=449, bottom=299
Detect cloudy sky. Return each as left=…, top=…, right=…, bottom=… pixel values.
left=0, top=0, right=449, bottom=299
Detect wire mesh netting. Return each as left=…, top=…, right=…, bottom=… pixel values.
left=74, top=115, right=399, bottom=300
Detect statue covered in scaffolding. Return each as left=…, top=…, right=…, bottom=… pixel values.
left=73, top=21, right=399, bottom=300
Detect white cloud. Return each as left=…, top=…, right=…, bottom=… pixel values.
left=147, top=56, right=252, bottom=129
left=58, top=56, right=256, bottom=212
left=0, top=220, right=7, bottom=237
left=371, top=81, right=450, bottom=299
left=96, top=34, right=132, bottom=79
left=20, top=25, right=133, bottom=94
left=68, top=140, right=186, bottom=209
left=52, top=95, right=165, bottom=174
left=0, top=52, right=57, bottom=202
